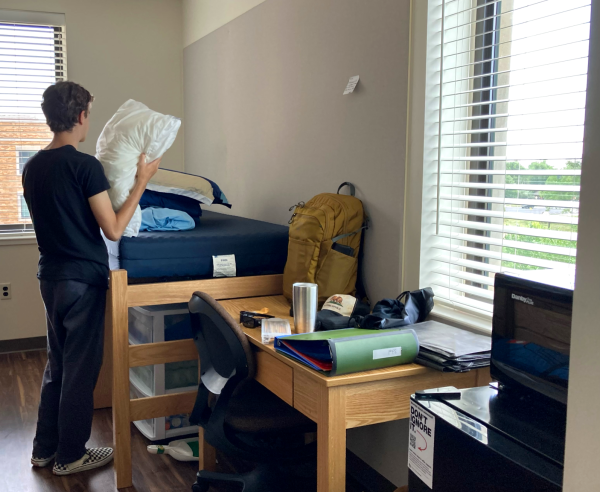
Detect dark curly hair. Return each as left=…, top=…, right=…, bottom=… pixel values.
left=41, top=81, right=94, bottom=133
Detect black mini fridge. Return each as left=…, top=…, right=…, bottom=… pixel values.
left=407, top=385, right=566, bottom=492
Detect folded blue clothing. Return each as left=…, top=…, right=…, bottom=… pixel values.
left=140, top=190, right=203, bottom=218
left=140, top=207, right=196, bottom=232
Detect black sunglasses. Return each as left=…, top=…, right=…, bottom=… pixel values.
left=239, top=311, right=274, bottom=328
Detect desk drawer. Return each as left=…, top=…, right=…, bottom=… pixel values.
left=254, top=350, right=293, bottom=406
left=345, top=370, right=479, bottom=428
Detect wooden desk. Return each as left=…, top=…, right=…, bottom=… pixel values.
left=105, top=269, right=489, bottom=491
left=216, top=296, right=491, bottom=492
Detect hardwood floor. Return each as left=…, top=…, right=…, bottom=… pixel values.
left=0, top=350, right=370, bottom=492
left=0, top=350, right=200, bottom=492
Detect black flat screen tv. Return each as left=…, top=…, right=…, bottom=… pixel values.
left=491, top=270, right=574, bottom=405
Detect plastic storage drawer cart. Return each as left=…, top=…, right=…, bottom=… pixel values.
left=128, top=303, right=199, bottom=441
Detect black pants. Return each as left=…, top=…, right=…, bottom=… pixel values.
left=33, top=280, right=106, bottom=464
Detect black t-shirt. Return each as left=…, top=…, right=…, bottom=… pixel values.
left=22, top=145, right=111, bottom=288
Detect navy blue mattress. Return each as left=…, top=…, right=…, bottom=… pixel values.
left=119, top=211, right=289, bottom=282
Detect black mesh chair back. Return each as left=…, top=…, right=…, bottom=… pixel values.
left=188, top=291, right=317, bottom=492
left=188, top=291, right=254, bottom=431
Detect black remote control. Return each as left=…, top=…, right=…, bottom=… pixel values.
left=415, top=390, right=461, bottom=401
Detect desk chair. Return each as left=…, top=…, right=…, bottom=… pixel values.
left=188, top=292, right=317, bottom=492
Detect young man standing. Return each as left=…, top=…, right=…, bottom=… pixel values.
left=22, top=81, right=161, bottom=475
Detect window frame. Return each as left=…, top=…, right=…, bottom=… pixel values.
left=404, top=0, right=587, bottom=333
left=18, top=194, right=30, bottom=221
left=403, top=0, right=495, bottom=333
left=16, top=147, right=39, bottom=176
left=460, top=0, right=503, bottom=311
left=0, top=10, right=66, bottom=244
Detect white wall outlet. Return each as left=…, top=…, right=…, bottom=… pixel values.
left=1, top=283, right=11, bottom=300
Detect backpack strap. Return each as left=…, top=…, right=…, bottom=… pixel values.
left=337, top=182, right=356, bottom=196
left=331, top=216, right=371, bottom=306
left=396, top=291, right=410, bottom=303
left=331, top=225, right=367, bottom=244
left=355, top=225, right=370, bottom=307
left=333, top=185, right=370, bottom=304
left=331, top=213, right=370, bottom=244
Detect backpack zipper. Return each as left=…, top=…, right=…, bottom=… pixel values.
left=288, top=201, right=305, bottom=224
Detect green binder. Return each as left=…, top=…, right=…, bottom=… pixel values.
left=275, top=328, right=419, bottom=376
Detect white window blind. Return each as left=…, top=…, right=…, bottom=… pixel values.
left=420, top=0, right=590, bottom=317
left=0, top=18, right=66, bottom=234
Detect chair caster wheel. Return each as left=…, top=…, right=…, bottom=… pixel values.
left=191, top=480, right=209, bottom=492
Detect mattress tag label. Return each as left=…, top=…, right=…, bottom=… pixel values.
left=408, top=400, right=435, bottom=489
left=373, top=347, right=402, bottom=360
left=213, top=255, right=236, bottom=277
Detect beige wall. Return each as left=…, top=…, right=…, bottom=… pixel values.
left=183, top=0, right=265, bottom=47
left=563, top=0, right=600, bottom=489
left=0, top=0, right=184, bottom=342
left=0, top=0, right=184, bottom=169
left=183, top=0, right=410, bottom=485
left=183, top=0, right=266, bottom=47
left=0, top=244, right=46, bottom=340
left=183, top=0, right=410, bottom=306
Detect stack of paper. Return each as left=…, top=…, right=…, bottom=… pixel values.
left=411, top=320, right=491, bottom=372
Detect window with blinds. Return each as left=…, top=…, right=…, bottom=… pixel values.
left=0, top=19, right=66, bottom=234
left=420, top=0, right=590, bottom=317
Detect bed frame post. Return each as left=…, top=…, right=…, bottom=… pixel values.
left=110, top=270, right=133, bottom=489
left=99, top=272, right=283, bottom=488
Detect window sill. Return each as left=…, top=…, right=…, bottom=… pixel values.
left=429, top=304, right=492, bottom=335
left=0, top=232, right=37, bottom=246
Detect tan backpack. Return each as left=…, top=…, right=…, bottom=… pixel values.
left=283, top=183, right=367, bottom=304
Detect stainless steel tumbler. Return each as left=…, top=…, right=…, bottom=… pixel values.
left=292, top=282, right=318, bottom=334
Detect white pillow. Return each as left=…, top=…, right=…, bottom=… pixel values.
left=96, top=99, right=181, bottom=237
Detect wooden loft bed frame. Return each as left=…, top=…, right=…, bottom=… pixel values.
left=92, top=269, right=284, bottom=488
